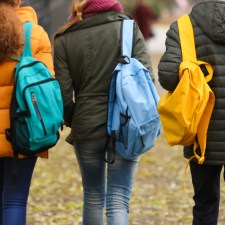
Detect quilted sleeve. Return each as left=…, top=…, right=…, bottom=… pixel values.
left=158, top=21, right=181, bottom=92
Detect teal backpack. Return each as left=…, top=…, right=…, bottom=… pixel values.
left=5, top=22, right=63, bottom=157
left=106, top=20, right=161, bottom=161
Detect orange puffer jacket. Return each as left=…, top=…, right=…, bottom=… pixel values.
left=0, top=6, right=54, bottom=158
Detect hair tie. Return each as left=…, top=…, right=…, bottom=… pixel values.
left=77, top=11, right=83, bottom=20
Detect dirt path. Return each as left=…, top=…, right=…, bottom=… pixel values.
left=27, top=128, right=225, bottom=225
left=27, top=53, right=225, bottom=225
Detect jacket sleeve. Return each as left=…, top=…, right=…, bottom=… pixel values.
left=33, top=25, right=55, bottom=76
left=54, top=36, right=75, bottom=127
left=132, top=22, right=155, bottom=82
left=158, top=21, right=181, bottom=92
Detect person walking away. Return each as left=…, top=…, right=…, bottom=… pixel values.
left=0, top=0, right=54, bottom=224
left=54, top=0, right=154, bottom=224
left=132, top=0, right=158, bottom=41
left=158, top=1, right=225, bottom=225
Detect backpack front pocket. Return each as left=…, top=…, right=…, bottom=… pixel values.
left=134, top=116, right=161, bottom=155
left=22, top=79, right=62, bottom=142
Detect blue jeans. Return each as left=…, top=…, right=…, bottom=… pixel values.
left=74, top=138, right=139, bottom=225
left=0, top=157, right=37, bottom=225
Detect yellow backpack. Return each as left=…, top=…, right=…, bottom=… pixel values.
left=158, top=14, right=215, bottom=165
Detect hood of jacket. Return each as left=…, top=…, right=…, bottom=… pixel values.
left=191, top=0, right=225, bottom=43
left=16, top=6, right=38, bottom=23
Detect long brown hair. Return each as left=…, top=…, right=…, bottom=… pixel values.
left=0, top=0, right=20, bottom=6
left=0, top=1, right=23, bottom=61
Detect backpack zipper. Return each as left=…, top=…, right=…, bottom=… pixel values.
left=22, top=78, right=55, bottom=116
left=31, top=92, right=47, bottom=136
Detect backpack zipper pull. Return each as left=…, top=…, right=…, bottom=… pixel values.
left=32, top=92, right=41, bottom=120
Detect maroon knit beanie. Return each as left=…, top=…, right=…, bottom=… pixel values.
left=74, top=0, right=123, bottom=19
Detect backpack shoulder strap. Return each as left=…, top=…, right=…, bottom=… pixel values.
left=121, top=20, right=134, bottom=59
left=177, top=14, right=196, bottom=61
left=22, top=22, right=33, bottom=57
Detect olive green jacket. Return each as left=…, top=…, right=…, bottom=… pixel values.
left=54, top=11, right=153, bottom=144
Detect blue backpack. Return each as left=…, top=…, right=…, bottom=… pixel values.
left=106, top=20, right=161, bottom=161
left=5, top=22, right=63, bottom=157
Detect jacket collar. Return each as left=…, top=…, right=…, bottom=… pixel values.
left=55, top=11, right=131, bottom=38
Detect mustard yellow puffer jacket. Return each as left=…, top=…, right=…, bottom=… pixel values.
left=0, top=6, right=54, bottom=158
